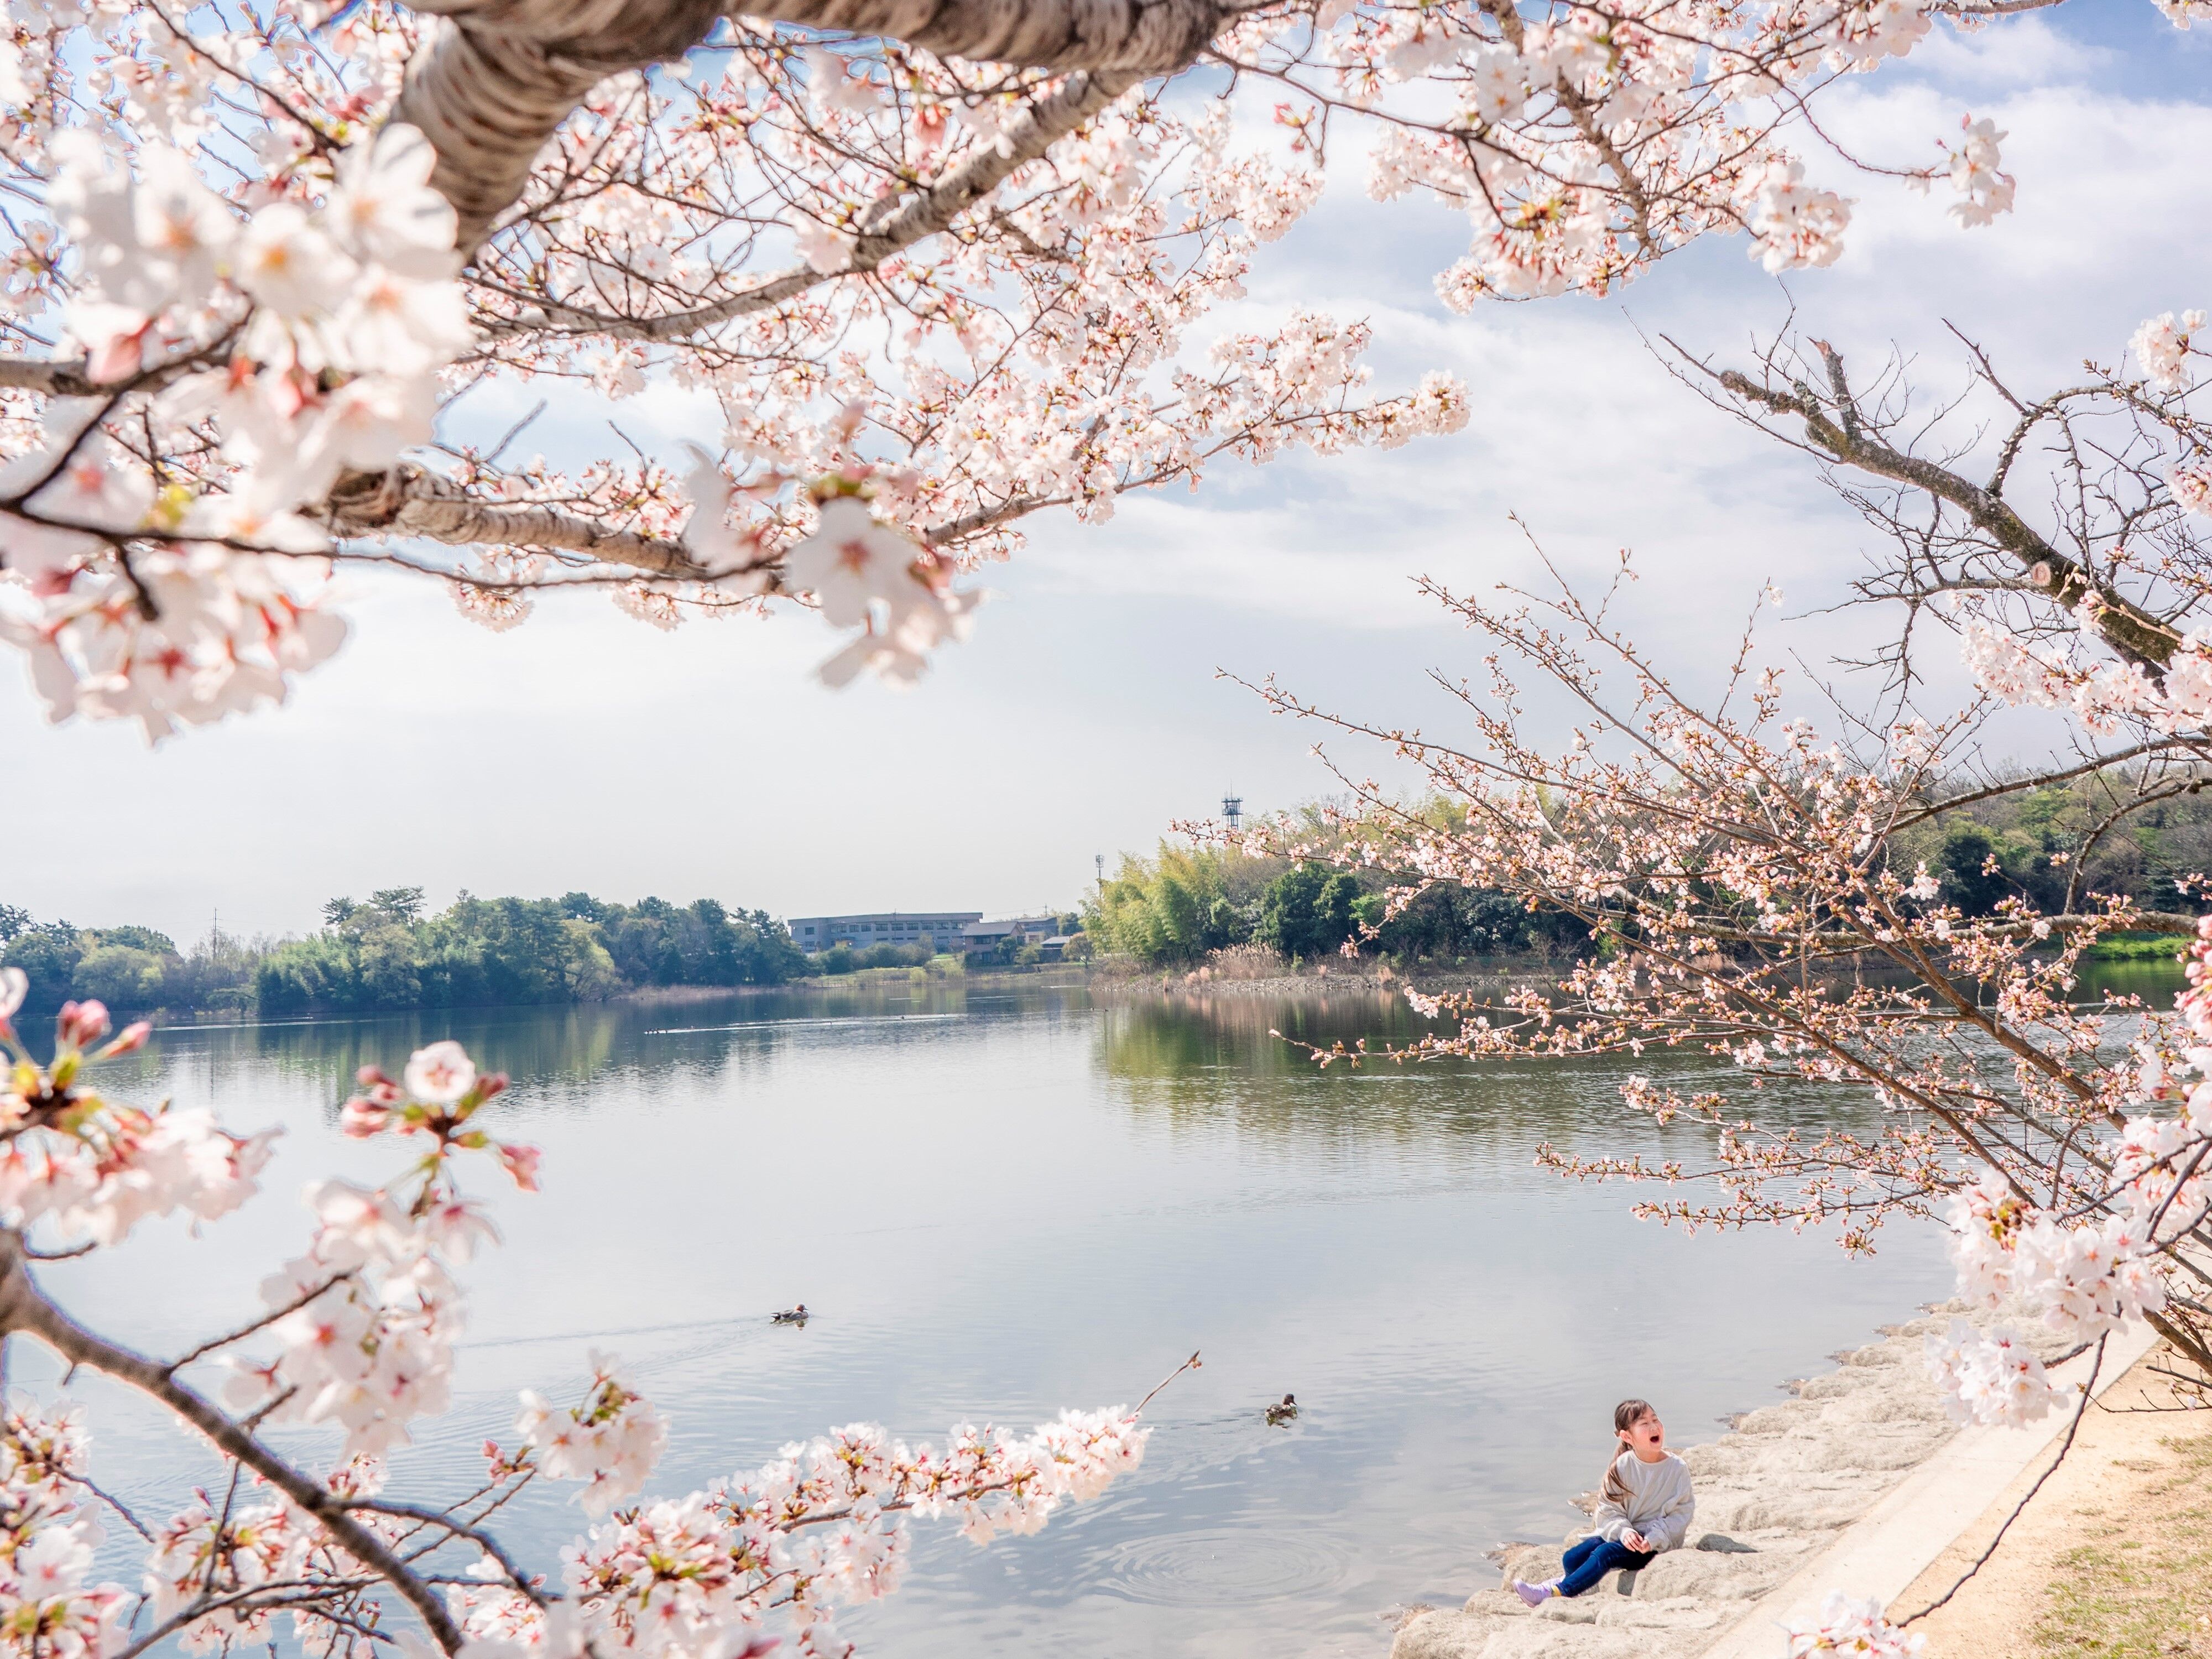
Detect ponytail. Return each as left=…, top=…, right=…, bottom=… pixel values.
left=1601, top=1399, right=1654, bottom=1505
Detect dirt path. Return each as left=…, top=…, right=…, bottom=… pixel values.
left=1893, top=1342, right=2212, bottom=1659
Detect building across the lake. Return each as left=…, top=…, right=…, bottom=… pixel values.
left=959, top=915, right=1061, bottom=952
left=786, top=912, right=982, bottom=954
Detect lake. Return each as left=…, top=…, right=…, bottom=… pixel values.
left=32, top=972, right=2073, bottom=1657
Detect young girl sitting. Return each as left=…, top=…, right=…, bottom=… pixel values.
left=1513, top=1397, right=1695, bottom=1606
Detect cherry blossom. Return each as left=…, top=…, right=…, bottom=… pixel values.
left=1746, top=161, right=1853, bottom=274
left=1784, top=1592, right=1924, bottom=1657
left=1, top=995, right=270, bottom=1248
left=0, top=1400, right=129, bottom=1659
left=2131, top=309, right=2204, bottom=393
left=403, top=1040, right=477, bottom=1107
left=1943, top=117, right=2015, bottom=228
left=515, top=1354, right=667, bottom=1516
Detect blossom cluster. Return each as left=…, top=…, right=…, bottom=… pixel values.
left=140, top=1454, right=391, bottom=1655
left=2132, top=307, right=2205, bottom=393
left=450, top=1410, right=1147, bottom=1659
left=1959, top=613, right=2212, bottom=736
left=1783, top=1591, right=1924, bottom=1657
left=1918, top=915, right=2212, bottom=1424
left=218, top=1041, right=538, bottom=1455
left=1307, top=0, right=2010, bottom=301
left=1921, top=1317, right=2062, bottom=1427
left=0, top=1400, right=128, bottom=1659
left=2, top=122, right=472, bottom=740
left=0, top=971, right=275, bottom=1247
left=517, top=1352, right=668, bottom=1516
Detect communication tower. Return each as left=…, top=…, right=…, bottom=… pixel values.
left=1222, top=792, right=1244, bottom=833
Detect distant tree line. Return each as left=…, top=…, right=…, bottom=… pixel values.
left=1085, top=842, right=1582, bottom=969
left=1881, top=769, right=2212, bottom=920
left=1089, top=768, right=2212, bottom=970
left=0, top=888, right=810, bottom=1020
left=0, top=902, right=262, bottom=1018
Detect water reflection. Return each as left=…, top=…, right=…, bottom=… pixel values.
left=42, top=971, right=2174, bottom=1659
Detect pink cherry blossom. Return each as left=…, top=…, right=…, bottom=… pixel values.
left=403, top=1041, right=478, bottom=1107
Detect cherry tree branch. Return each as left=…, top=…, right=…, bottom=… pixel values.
left=165, top=1272, right=349, bottom=1375
left=1709, top=348, right=2184, bottom=671
left=503, top=66, right=1138, bottom=343
left=0, top=354, right=100, bottom=397
left=731, top=1, right=1240, bottom=72
left=318, top=466, right=712, bottom=578
left=394, top=0, right=727, bottom=253
left=0, top=1239, right=466, bottom=1655
left=1895, top=1336, right=2106, bottom=1627
left=349, top=1499, right=547, bottom=1604
left=396, top=0, right=1232, bottom=256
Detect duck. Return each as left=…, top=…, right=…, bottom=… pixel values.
left=772, top=1304, right=810, bottom=1324
left=1264, top=1394, right=1298, bottom=1425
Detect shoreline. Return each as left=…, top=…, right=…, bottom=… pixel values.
left=1391, top=1307, right=2154, bottom=1659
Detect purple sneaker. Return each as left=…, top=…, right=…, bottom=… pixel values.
left=1512, top=1579, right=1553, bottom=1609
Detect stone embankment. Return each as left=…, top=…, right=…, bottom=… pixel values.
left=1391, top=1308, right=1999, bottom=1659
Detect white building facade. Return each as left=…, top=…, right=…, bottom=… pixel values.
left=786, top=912, right=982, bottom=954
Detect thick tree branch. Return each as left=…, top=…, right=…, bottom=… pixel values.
left=0, top=1238, right=466, bottom=1655
left=396, top=1, right=1228, bottom=258
left=733, top=0, right=1237, bottom=72
left=0, top=354, right=100, bottom=397
left=393, top=0, right=726, bottom=254
left=319, top=465, right=709, bottom=578
left=1717, top=354, right=2185, bottom=671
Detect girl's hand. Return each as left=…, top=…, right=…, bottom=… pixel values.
left=1623, top=1530, right=1647, bottom=1552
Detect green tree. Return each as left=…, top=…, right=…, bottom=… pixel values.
left=1256, top=865, right=1361, bottom=960
left=93, top=925, right=177, bottom=954
left=71, top=944, right=171, bottom=1010
left=369, top=886, right=427, bottom=923
left=1939, top=823, right=2012, bottom=917
left=2, top=924, right=85, bottom=1014
left=1086, top=843, right=1272, bottom=964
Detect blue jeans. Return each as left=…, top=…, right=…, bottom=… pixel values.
left=1558, top=1535, right=1655, bottom=1598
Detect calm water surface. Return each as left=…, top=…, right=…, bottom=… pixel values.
left=38, top=975, right=2042, bottom=1657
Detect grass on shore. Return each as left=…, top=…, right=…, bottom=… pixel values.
left=2081, top=932, right=2193, bottom=962
left=2034, top=1421, right=2212, bottom=1656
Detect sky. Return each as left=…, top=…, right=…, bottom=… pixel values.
left=7, top=5, right=2212, bottom=946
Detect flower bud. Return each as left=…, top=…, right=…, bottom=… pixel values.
left=497, top=1141, right=542, bottom=1192
left=56, top=999, right=111, bottom=1050
left=96, top=1021, right=152, bottom=1058
left=340, top=1097, right=393, bottom=1138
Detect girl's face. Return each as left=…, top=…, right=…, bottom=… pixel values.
left=1620, top=1410, right=1666, bottom=1459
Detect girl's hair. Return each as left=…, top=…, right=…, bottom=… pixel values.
left=1601, top=1399, right=1656, bottom=1504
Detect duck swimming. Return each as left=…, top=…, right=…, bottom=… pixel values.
left=773, top=1304, right=810, bottom=1324
left=1264, top=1394, right=1298, bottom=1425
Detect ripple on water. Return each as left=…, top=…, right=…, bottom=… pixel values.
left=1092, top=1527, right=1354, bottom=1606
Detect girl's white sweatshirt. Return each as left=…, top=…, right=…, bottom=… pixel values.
left=1589, top=1451, right=1695, bottom=1552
